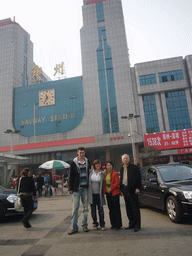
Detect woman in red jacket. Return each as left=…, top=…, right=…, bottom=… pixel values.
left=104, top=161, right=122, bottom=230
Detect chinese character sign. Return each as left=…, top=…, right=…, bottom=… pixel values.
left=31, top=65, right=42, bottom=83
left=54, top=62, right=65, bottom=76
left=144, top=129, right=192, bottom=150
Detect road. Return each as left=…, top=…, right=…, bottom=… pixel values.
left=0, top=193, right=192, bottom=256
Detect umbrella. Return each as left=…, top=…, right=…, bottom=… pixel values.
left=39, top=160, right=70, bottom=170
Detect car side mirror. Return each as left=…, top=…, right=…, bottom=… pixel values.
left=149, top=178, right=157, bottom=183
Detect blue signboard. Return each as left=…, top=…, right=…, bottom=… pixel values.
left=13, top=76, right=84, bottom=137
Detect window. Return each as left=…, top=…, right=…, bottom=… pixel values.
left=146, top=169, right=157, bottom=182
left=96, top=2, right=105, bottom=22
left=97, top=26, right=119, bottom=134
left=143, top=94, right=160, bottom=133
left=24, top=35, right=28, bottom=53
left=139, top=74, right=157, bottom=86
left=165, top=90, right=191, bottom=130
left=159, top=70, right=184, bottom=83
left=22, top=57, right=28, bottom=87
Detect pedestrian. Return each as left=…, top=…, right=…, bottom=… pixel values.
left=19, top=168, right=36, bottom=228
left=68, top=146, right=91, bottom=235
left=88, top=159, right=106, bottom=231
left=53, top=173, right=60, bottom=195
left=61, top=174, right=67, bottom=193
left=120, top=154, right=142, bottom=232
left=12, top=176, right=17, bottom=190
left=36, top=174, right=44, bottom=197
left=44, top=174, right=48, bottom=197
left=47, top=174, right=53, bottom=197
left=104, top=161, right=122, bottom=230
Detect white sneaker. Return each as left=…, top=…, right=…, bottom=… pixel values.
left=93, top=225, right=98, bottom=230
left=101, top=227, right=106, bottom=231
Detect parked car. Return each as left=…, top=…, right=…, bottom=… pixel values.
left=0, top=185, right=38, bottom=218
left=139, top=164, right=192, bottom=223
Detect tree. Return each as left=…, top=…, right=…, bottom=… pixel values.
left=141, top=146, right=161, bottom=165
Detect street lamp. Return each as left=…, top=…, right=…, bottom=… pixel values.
left=121, top=114, right=140, bottom=165
left=4, top=129, right=21, bottom=154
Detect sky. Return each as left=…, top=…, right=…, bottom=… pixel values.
left=1, top=0, right=192, bottom=80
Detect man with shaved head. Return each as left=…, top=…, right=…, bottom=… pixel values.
left=120, top=154, right=142, bottom=232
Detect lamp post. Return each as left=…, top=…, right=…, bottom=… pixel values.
left=4, top=129, right=20, bottom=154
left=121, top=114, right=140, bottom=165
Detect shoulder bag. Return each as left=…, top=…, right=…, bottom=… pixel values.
left=14, top=178, right=23, bottom=211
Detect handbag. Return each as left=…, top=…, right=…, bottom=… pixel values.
left=14, top=178, right=23, bottom=211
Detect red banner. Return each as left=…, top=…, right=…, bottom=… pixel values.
left=144, top=129, right=192, bottom=150
left=177, top=148, right=192, bottom=154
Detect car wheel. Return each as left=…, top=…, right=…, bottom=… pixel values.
left=166, top=196, right=182, bottom=223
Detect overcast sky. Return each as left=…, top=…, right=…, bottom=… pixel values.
left=1, top=0, right=192, bottom=80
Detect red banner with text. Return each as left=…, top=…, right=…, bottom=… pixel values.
left=144, top=129, right=192, bottom=150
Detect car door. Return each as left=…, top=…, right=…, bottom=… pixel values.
left=140, top=168, right=164, bottom=209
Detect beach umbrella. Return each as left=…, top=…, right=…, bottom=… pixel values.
left=39, top=160, right=70, bottom=170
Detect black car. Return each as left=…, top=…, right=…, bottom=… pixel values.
left=139, top=164, right=192, bottom=223
left=0, top=185, right=37, bottom=218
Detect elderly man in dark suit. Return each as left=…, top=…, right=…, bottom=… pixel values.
left=120, top=154, right=142, bottom=232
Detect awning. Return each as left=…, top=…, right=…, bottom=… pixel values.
left=0, top=153, right=29, bottom=165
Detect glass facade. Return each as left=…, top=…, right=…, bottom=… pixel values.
left=159, top=70, right=184, bottom=83
left=139, top=74, right=157, bottom=86
left=96, top=1, right=105, bottom=22
left=143, top=94, right=160, bottom=133
left=96, top=2, right=119, bottom=134
left=22, top=56, right=28, bottom=87
left=24, top=35, right=28, bottom=53
left=165, top=90, right=191, bottom=130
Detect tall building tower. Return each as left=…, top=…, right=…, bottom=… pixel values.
left=80, top=0, right=138, bottom=137
left=0, top=18, right=34, bottom=147
left=0, top=18, right=50, bottom=150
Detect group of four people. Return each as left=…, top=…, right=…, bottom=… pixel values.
left=68, top=146, right=142, bottom=235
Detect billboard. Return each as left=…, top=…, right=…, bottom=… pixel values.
left=144, top=129, right=192, bottom=150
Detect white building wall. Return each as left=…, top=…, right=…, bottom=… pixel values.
left=135, top=56, right=192, bottom=134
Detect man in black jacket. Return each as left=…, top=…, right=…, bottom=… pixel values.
left=68, top=146, right=91, bottom=235
left=120, top=154, right=142, bottom=232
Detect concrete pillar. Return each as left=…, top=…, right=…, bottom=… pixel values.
left=15, top=164, right=19, bottom=177
left=135, top=144, right=140, bottom=165
left=51, top=153, right=55, bottom=160
left=169, top=155, right=174, bottom=163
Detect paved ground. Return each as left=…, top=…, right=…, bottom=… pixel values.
left=0, top=190, right=192, bottom=256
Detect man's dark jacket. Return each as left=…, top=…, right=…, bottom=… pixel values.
left=68, top=157, right=91, bottom=192
left=120, top=163, right=142, bottom=194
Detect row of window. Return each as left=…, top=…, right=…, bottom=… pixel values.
left=140, top=70, right=184, bottom=86
left=142, top=94, right=160, bottom=133
left=95, top=0, right=119, bottom=134
left=142, top=89, right=191, bottom=133
left=165, top=90, right=191, bottom=131
left=97, top=25, right=119, bottom=134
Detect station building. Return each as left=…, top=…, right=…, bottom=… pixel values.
left=0, top=0, right=192, bottom=178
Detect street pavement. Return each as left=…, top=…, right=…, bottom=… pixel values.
left=0, top=189, right=192, bottom=256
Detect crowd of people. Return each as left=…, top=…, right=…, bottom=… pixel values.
left=68, top=146, right=142, bottom=235
left=15, top=145, right=142, bottom=231
left=10, top=173, right=68, bottom=198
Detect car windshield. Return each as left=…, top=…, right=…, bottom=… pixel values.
left=158, top=165, right=192, bottom=182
